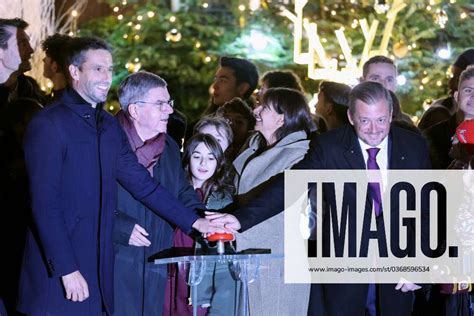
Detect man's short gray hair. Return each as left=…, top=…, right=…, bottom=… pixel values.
left=118, top=71, right=167, bottom=113
left=348, top=81, right=393, bottom=116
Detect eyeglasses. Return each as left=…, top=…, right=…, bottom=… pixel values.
left=134, top=99, right=174, bottom=110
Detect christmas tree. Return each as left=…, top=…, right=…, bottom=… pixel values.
left=80, top=0, right=474, bottom=121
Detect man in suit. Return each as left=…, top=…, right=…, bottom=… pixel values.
left=18, top=37, right=215, bottom=316
left=210, top=81, right=431, bottom=315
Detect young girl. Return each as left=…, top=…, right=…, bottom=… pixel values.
left=164, top=133, right=236, bottom=315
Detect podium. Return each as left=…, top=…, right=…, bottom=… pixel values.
left=154, top=253, right=283, bottom=316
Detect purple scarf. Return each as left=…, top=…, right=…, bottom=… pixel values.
left=116, top=110, right=166, bottom=175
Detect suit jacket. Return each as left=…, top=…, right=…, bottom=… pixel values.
left=232, top=124, right=431, bottom=316
left=18, top=88, right=199, bottom=315
left=423, top=114, right=458, bottom=169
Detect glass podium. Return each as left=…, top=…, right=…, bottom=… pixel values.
left=154, top=252, right=283, bottom=316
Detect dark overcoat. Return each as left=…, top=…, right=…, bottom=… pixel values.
left=17, top=88, right=199, bottom=315
left=113, top=135, right=203, bottom=316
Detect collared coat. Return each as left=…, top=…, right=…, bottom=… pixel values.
left=113, top=135, right=203, bottom=316
left=232, top=130, right=311, bottom=316
left=18, top=88, right=199, bottom=315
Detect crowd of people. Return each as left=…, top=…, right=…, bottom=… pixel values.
left=1, top=17, right=474, bottom=316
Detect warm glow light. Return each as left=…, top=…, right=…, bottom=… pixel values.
left=135, top=24, right=141, bottom=30
left=195, top=41, right=201, bottom=48
left=202, top=3, right=208, bottom=8
left=284, top=0, right=404, bottom=85
left=123, top=34, right=128, bottom=39
left=118, top=15, right=123, bottom=20
left=113, top=6, right=119, bottom=12
left=147, top=11, right=155, bottom=18
left=137, top=15, right=143, bottom=21
left=421, top=77, right=429, bottom=84
left=134, top=34, right=140, bottom=40
left=71, top=10, right=78, bottom=17
left=204, top=56, right=211, bottom=63
left=436, top=80, right=442, bottom=87
left=134, top=57, right=139, bottom=62
left=460, top=12, right=467, bottom=19
left=170, top=16, right=176, bottom=22
left=419, top=85, right=424, bottom=90
left=238, top=5, right=246, bottom=11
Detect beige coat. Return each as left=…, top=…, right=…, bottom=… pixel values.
left=233, top=130, right=311, bottom=316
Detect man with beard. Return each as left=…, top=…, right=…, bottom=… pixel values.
left=18, top=37, right=217, bottom=316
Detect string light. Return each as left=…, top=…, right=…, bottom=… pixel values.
left=123, top=34, right=128, bottom=39
left=238, top=4, right=246, bottom=11
left=419, top=85, right=424, bottom=90
left=134, top=34, right=140, bottom=40
left=137, top=15, right=143, bottom=21
left=204, top=56, right=211, bottom=63
left=134, top=24, right=141, bottom=30
left=170, top=16, right=176, bottom=22
left=460, top=12, right=467, bottom=19
left=374, top=0, right=390, bottom=14
left=435, top=9, right=448, bottom=29
left=397, top=75, right=407, bottom=86
left=421, top=77, right=429, bottom=84
left=195, top=41, right=201, bottom=48
left=330, top=10, right=336, bottom=16
left=202, top=3, right=208, bottom=9
left=118, top=14, right=123, bottom=20
left=113, top=6, right=119, bottom=12
left=165, top=29, right=182, bottom=42
left=71, top=10, right=78, bottom=17
left=436, top=80, right=442, bottom=87
left=147, top=11, right=155, bottom=18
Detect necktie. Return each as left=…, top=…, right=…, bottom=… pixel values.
left=367, top=148, right=382, bottom=216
